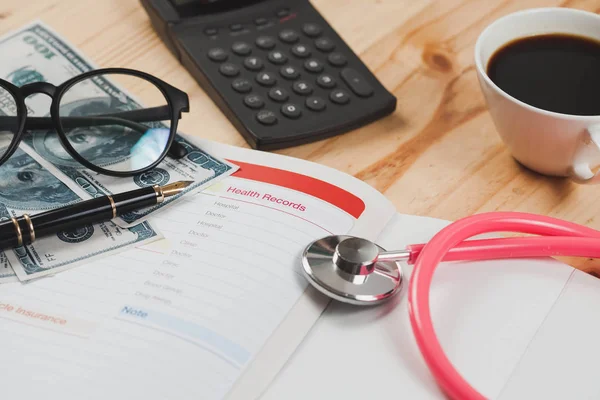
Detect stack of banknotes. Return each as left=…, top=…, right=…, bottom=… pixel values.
left=0, top=22, right=238, bottom=283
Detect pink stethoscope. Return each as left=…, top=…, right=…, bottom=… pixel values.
left=302, top=211, right=600, bottom=399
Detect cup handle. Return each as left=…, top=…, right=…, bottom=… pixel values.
left=570, top=124, right=600, bottom=184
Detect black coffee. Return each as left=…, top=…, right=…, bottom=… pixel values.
left=487, top=34, right=600, bottom=116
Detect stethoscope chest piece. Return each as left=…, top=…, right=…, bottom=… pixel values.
left=302, top=235, right=403, bottom=306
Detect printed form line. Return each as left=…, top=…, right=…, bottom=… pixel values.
left=199, top=216, right=307, bottom=248
left=198, top=195, right=319, bottom=238
left=180, top=264, right=294, bottom=306
left=160, top=217, right=310, bottom=248
left=195, top=192, right=334, bottom=235
left=221, top=196, right=334, bottom=234
left=178, top=262, right=287, bottom=312
left=187, top=246, right=302, bottom=286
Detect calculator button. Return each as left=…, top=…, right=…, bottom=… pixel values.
left=219, top=63, right=240, bottom=77
left=255, top=17, right=269, bottom=26
left=279, top=29, right=299, bottom=43
left=281, top=103, right=302, bottom=119
left=256, top=109, right=278, bottom=125
left=208, top=48, right=228, bottom=62
left=315, top=37, right=335, bottom=52
left=328, top=52, right=347, bottom=67
left=280, top=65, right=300, bottom=80
left=244, top=94, right=265, bottom=109
left=230, top=24, right=243, bottom=32
left=293, top=80, right=313, bottom=95
left=276, top=8, right=290, bottom=18
left=244, top=56, right=264, bottom=71
left=256, top=36, right=276, bottom=49
left=302, top=23, right=322, bottom=37
left=316, top=74, right=336, bottom=88
left=291, top=44, right=311, bottom=58
left=306, top=96, right=326, bottom=111
left=330, top=89, right=350, bottom=104
left=231, top=78, right=252, bottom=93
left=256, top=71, right=277, bottom=86
left=304, top=58, right=324, bottom=73
left=268, top=50, right=288, bottom=65
left=204, top=28, right=218, bottom=36
left=268, top=87, right=289, bottom=102
left=340, top=68, right=374, bottom=97
left=232, top=42, right=252, bottom=56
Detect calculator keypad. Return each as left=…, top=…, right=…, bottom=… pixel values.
left=315, top=37, right=335, bottom=52
left=163, top=0, right=397, bottom=150
left=302, top=23, right=322, bottom=37
left=219, top=63, right=240, bottom=77
left=244, top=56, right=264, bottom=71
left=330, top=89, right=350, bottom=104
left=232, top=78, right=252, bottom=93
left=206, top=12, right=376, bottom=131
left=316, top=74, right=336, bottom=88
left=208, top=48, right=228, bottom=62
left=280, top=65, right=300, bottom=79
left=306, top=96, right=326, bottom=111
left=304, top=59, right=324, bottom=73
left=279, top=29, right=299, bottom=43
left=291, top=43, right=311, bottom=58
left=254, top=17, right=269, bottom=26
left=281, top=103, right=302, bottom=119
left=244, top=94, right=264, bottom=109
left=256, top=71, right=277, bottom=86
left=293, top=80, right=313, bottom=95
left=268, top=50, right=287, bottom=64
left=341, top=68, right=374, bottom=97
left=269, top=87, right=289, bottom=102
left=256, top=36, right=276, bottom=49
left=232, top=42, right=252, bottom=55
left=327, top=53, right=347, bottom=67
left=256, top=109, right=278, bottom=125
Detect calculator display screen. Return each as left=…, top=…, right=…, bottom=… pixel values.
left=170, top=0, right=266, bottom=17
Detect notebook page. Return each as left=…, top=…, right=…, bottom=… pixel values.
left=498, top=269, right=600, bottom=399
left=0, top=141, right=396, bottom=400
left=262, top=213, right=575, bottom=399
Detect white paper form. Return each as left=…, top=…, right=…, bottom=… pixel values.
left=262, top=213, right=581, bottom=400
left=0, top=142, right=396, bottom=400
left=499, top=269, right=600, bottom=399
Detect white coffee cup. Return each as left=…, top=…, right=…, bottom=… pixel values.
left=475, top=7, right=600, bottom=183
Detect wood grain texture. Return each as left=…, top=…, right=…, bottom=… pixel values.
left=2, top=0, right=600, bottom=274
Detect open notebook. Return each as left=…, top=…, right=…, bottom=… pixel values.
left=1, top=137, right=599, bottom=399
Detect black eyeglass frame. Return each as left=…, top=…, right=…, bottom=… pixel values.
left=0, top=67, right=190, bottom=177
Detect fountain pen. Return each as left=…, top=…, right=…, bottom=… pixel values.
left=0, top=180, right=194, bottom=249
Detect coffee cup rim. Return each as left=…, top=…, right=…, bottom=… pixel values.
left=474, top=7, right=600, bottom=121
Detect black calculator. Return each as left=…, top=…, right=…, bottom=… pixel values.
left=141, top=0, right=397, bottom=150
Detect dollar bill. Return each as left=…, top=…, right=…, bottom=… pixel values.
left=0, top=22, right=238, bottom=228
left=0, top=142, right=161, bottom=282
left=8, top=221, right=160, bottom=281
left=0, top=254, right=17, bottom=284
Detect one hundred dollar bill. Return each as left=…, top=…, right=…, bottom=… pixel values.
left=0, top=254, right=17, bottom=284
left=7, top=221, right=160, bottom=281
left=0, top=141, right=161, bottom=282
left=0, top=22, right=238, bottom=228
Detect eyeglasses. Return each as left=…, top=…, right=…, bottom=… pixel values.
left=0, top=68, right=189, bottom=177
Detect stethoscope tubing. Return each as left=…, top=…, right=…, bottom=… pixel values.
left=408, top=211, right=600, bottom=400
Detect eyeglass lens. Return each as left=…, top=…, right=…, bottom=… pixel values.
left=0, top=85, right=19, bottom=160
left=50, top=72, right=173, bottom=173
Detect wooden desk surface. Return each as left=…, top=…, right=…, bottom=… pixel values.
left=2, top=0, right=599, bottom=274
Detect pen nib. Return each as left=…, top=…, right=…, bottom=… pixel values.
left=160, top=181, right=194, bottom=198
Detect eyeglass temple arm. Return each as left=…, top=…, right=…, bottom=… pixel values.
left=0, top=106, right=188, bottom=159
